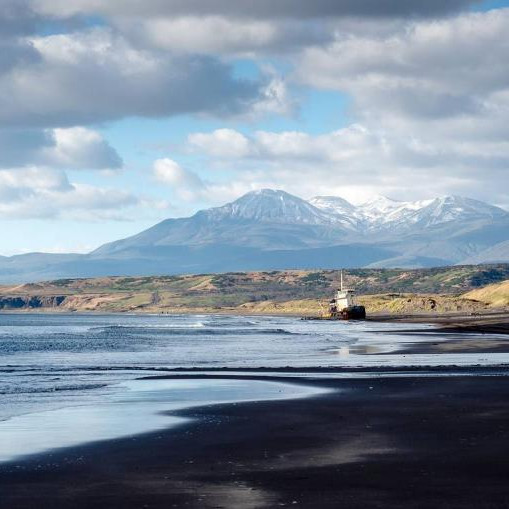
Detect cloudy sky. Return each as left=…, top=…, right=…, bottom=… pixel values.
left=2, top=0, right=509, bottom=255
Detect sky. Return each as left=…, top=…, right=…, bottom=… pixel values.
left=2, top=0, right=509, bottom=255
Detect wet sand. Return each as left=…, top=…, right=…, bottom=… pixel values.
left=369, top=310, right=509, bottom=332
left=396, top=338, right=509, bottom=354
left=2, top=374, right=509, bottom=508
left=369, top=311, right=509, bottom=354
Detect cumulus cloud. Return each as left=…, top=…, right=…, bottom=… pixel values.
left=0, top=27, right=264, bottom=128
left=152, top=157, right=278, bottom=205
left=27, top=0, right=480, bottom=59
left=189, top=125, right=384, bottom=162
left=121, top=16, right=331, bottom=56
left=298, top=9, right=509, bottom=120
left=0, top=127, right=122, bottom=169
left=32, top=0, right=478, bottom=20
left=1, top=0, right=507, bottom=221
left=153, top=158, right=206, bottom=201
left=189, top=129, right=252, bottom=158
left=0, top=167, right=153, bottom=220
left=42, top=128, right=123, bottom=169
left=263, top=8, right=509, bottom=205
left=185, top=124, right=509, bottom=207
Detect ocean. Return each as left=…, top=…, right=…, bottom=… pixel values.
left=1, top=312, right=508, bottom=462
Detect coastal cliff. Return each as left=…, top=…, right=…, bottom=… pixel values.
left=0, top=295, right=67, bottom=309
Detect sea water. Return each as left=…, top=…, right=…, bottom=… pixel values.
left=1, top=313, right=508, bottom=462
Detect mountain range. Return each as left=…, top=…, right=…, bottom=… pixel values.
left=2, top=189, right=509, bottom=283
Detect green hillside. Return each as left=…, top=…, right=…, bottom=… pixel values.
left=1, top=264, right=508, bottom=313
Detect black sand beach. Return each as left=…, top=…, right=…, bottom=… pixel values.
left=2, top=374, right=509, bottom=509
left=372, top=312, right=509, bottom=354
left=368, top=310, right=509, bottom=330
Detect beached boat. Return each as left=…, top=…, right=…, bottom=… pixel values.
left=303, top=272, right=366, bottom=320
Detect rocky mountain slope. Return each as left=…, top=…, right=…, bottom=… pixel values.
left=1, top=189, right=508, bottom=283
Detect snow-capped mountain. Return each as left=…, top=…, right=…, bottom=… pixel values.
left=354, top=195, right=435, bottom=231
left=407, top=195, right=508, bottom=227
left=308, top=196, right=360, bottom=230
left=204, top=189, right=334, bottom=225
left=1, top=189, right=508, bottom=282
left=310, top=194, right=508, bottom=233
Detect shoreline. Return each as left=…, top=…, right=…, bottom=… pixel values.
left=369, top=311, right=509, bottom=336
left=2, top=373, right=509, bottom=508
left=2, top=308, right=509, bottom=335
left=0, top=377, right=326, bottom=465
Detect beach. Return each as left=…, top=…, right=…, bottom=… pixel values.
left=1, top=313, right=509, bottom=508
left=2, top=373, right=509, bottom=508
left=368, top=310, right=509, bottom=334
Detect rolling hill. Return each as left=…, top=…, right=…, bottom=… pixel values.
left=464, top=279, right=509, bottom=308
left=1, top=265, right=508, bottom=314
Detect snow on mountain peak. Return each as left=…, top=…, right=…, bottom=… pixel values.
left=415, top=195, right=508, bottom=226
left=308, top=196, right=360, bottom=230
left=359, top=195, right=402, bottom=217
left=202, top=189, right=508, bottom=232
left=310, top=192, right=508, bottom=232
left=309, top=196, right=356, bottom=212
left=361, top=194, right=399, bottom=206
left=207, top=189, right=334, bottom=225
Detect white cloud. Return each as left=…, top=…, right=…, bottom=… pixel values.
left=153, top=158, right=206, bottom=201
left=152, top=157, right=277, bottom=206
left=298, top=9, right=509, bottom=121
left=184, top=125, right=509, bottom=207
left=250, top=73, right=295, bottom=117
left=29, top=1, right=477, bottom=61
left=42, top=127, right=123, bottom=169
left=0, top=27, right=264, bottom=128
left=153, top=158, right=203, bottom=187
left=0, top=127, right=122, bottom=170
left=188, top=129, right=251, bottom=158
left=189, top=125, right=382, bottom=162
left=0, top=0, right=507, bottom=219
left=117, top=15, right=332, bottom=57
left=128, top=17, right=279, bottom=55
left=270, top=8, right=509, bottom=205
left=0, top=167, right=152, bottom=220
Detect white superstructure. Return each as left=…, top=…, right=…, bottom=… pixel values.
left=334, top=271, right=356, bottom=310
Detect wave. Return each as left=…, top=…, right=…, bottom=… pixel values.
left=89, top=322, right=206, bottom=331
left=202, top=319, right=260, bottom=327
left=92, top=326, right=296, bottom=336
left=0, top=382, right=107, bottom=395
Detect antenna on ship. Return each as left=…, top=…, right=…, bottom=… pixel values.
left=340, top=270, right=343, bottom=292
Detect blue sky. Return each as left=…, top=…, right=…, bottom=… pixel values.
left=2, top=0, right=509, bottom=255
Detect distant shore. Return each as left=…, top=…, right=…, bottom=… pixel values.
left=1, top=267, right=508, bottom=317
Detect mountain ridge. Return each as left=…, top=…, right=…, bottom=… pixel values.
left=310, top=192, right=508, bottom=233
left=1, top=189, right=508, bottom=283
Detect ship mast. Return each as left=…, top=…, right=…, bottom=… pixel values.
left=340, top=270, right=343, bottom=292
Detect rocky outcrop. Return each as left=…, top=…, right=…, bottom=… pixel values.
left=0, top=295, right=67, bottom=309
